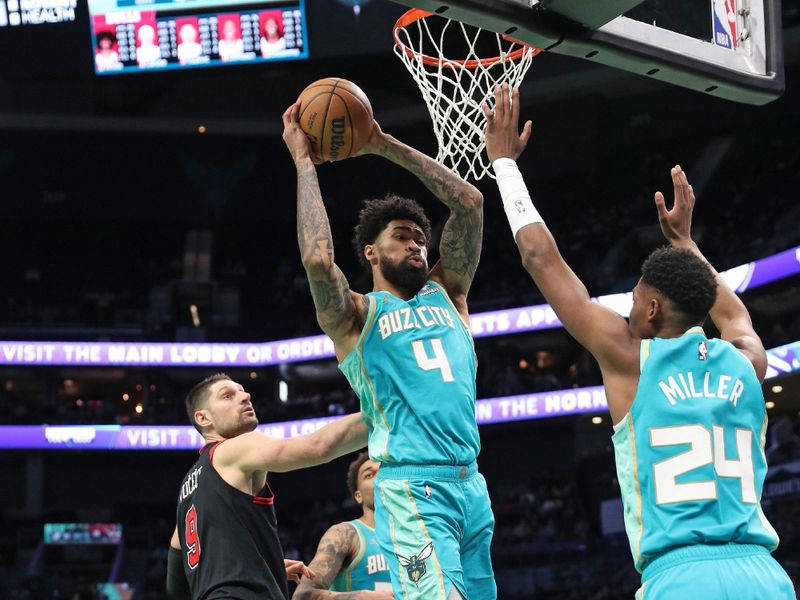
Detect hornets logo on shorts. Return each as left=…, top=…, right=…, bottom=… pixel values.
left=396, top=542, right=434, bottom=584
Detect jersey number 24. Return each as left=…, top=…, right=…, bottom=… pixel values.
left=651, top=424, right=757, bottom=505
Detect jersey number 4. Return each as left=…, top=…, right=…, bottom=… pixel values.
left=651, top=424, right=757, bottom=505
left=412, top=339, right=454, bottom=382
left=185, top=504, right=201, bottom=569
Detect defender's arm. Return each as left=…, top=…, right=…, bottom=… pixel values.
left=483, top=85, right=637, bottom=373
left=215, top=413, right=368, bottom=474
left=655, top=166, right=767, bottom=381
left=166, top=527, right=190, bottom=600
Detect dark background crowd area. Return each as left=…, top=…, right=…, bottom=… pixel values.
left=0, top=119, right=798, bottom=343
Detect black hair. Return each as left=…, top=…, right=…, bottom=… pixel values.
left=346, top=451, right=371, bottom=497
left=641, top=247, right=718, bottom=325
left=97, top=32, right=116, bottom=45
left=352, top=194, right=432, bottom=268
left=185, top=373, right=230, bottom=433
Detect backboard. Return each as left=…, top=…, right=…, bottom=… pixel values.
left=389, top=0, right=784, bottom=105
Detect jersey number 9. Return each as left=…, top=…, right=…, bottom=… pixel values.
left=185, top=504, right=201, bottom=569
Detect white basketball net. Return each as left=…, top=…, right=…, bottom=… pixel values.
left=394, top=11, right=537, bottom=181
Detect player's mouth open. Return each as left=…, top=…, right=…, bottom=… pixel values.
left=409, top=256, right=424, bottom=267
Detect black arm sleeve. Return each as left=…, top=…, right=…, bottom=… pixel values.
left=166, top=547, right=191, bottom=600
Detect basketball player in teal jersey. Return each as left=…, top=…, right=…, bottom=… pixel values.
left=482, top=84, right=795, bottom=599
left=283, top=100, right=493, bottom=600
left=293, top=452, right=393, bottom=599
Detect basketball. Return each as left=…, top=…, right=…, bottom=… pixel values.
left=297, top=78, right=374, bottom=162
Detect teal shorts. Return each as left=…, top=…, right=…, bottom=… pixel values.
left=374, top=462, right=496, bottom=600
left=637, top=544, right=796, bottom=600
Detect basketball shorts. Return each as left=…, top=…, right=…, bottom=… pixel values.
left=637, top=543, right=796, bottom=599
left=374, top=462, right=496, bottom=600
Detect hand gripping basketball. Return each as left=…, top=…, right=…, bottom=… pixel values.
left=282, top=101, right=321, bottom=164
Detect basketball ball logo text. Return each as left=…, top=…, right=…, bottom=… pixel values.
left=329, top=117, right=346, bottom=160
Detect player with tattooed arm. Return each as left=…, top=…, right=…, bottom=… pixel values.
left=293, top=452, right=392, bottom=599
left=283, top=98, right=494, bottom=600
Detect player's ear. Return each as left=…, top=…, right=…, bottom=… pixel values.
left=353, top=490, right=363, bottom=506
left=364, top=244, right=377, bottom=265
left=194, top=409, right=212, bottom=429
left=647, top=297, right=661, bottom=323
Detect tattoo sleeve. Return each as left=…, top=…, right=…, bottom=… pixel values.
left=295, top=159, right=364, bottom=335
left=378, top=135, right=483, bottom=293
left=292, top=523, right=362, bottom=600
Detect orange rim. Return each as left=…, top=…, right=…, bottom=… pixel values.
left=393, top=8, right=542, bottom=69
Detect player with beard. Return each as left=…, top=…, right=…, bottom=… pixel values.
left=167, top=373, right=368, bottom=600
left=283, top=101, right=493, bottom=600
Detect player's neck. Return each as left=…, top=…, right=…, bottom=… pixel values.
left=653, top=321, right=700, bottom=339
left=358, top=509, right=376, bottom=529
left=203, top=431, right=229, bottom=446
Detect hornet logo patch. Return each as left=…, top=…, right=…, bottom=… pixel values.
left=698, top=341, right=708, bottom=361
left=397, top=542, right=434, bottom=584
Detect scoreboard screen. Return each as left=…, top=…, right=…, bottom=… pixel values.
left=89, top=0, right=308, bottom=74
left=44, top=522, right=123, bottom=545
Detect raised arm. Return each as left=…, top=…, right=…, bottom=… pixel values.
left=655, top=165, right=768, bottom=380
left=283, top=102, right=367, bottom=360
left=482, top=85, right=637, bottom=373
left=360, top=123, right=483, bottom=315
left=292, top=523, right=392, bottom=600
left=216, top=413, right=368, bottom=474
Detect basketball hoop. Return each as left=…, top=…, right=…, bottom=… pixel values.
left=393, top=9, right=541, bottom=181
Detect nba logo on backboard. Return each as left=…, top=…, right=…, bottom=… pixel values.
left=712, top=0, right=737, bottom=49
left=698, top=341, right=708, bottom=361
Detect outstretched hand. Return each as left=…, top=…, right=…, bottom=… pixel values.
left=282, top=101, right=321, bottom=164
left=284, top=559, right=315, bottom=583
left=655, top=165, right=695, bottom=246
left=481, top=83, right=532, bottom=163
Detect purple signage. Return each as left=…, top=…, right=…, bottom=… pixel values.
left=0, top=336, right=335, bottom=367
left=0, top=334, right=797, bottom=451
left=0, top=246, right=797, bottom=368
left=765, top=340, right=800, bottom=379
left=0, top=386, right=608, bottom=450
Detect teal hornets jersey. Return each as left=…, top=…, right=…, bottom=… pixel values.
left=612, top=327, right=780, bottom=573
left=330, top=520, right=392, bottom=592
left=340, top=280, right=480, bottom=465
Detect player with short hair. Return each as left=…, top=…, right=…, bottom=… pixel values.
left=283, top=98, right=494, bottom=600
left=166, top=373, right=368, bottom=600
left=293, top=452, right=392, bottom=599
left=482, top=84, right=795, bottom=599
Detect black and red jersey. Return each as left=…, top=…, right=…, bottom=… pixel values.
left=176, top=441, right=289, bottom=600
